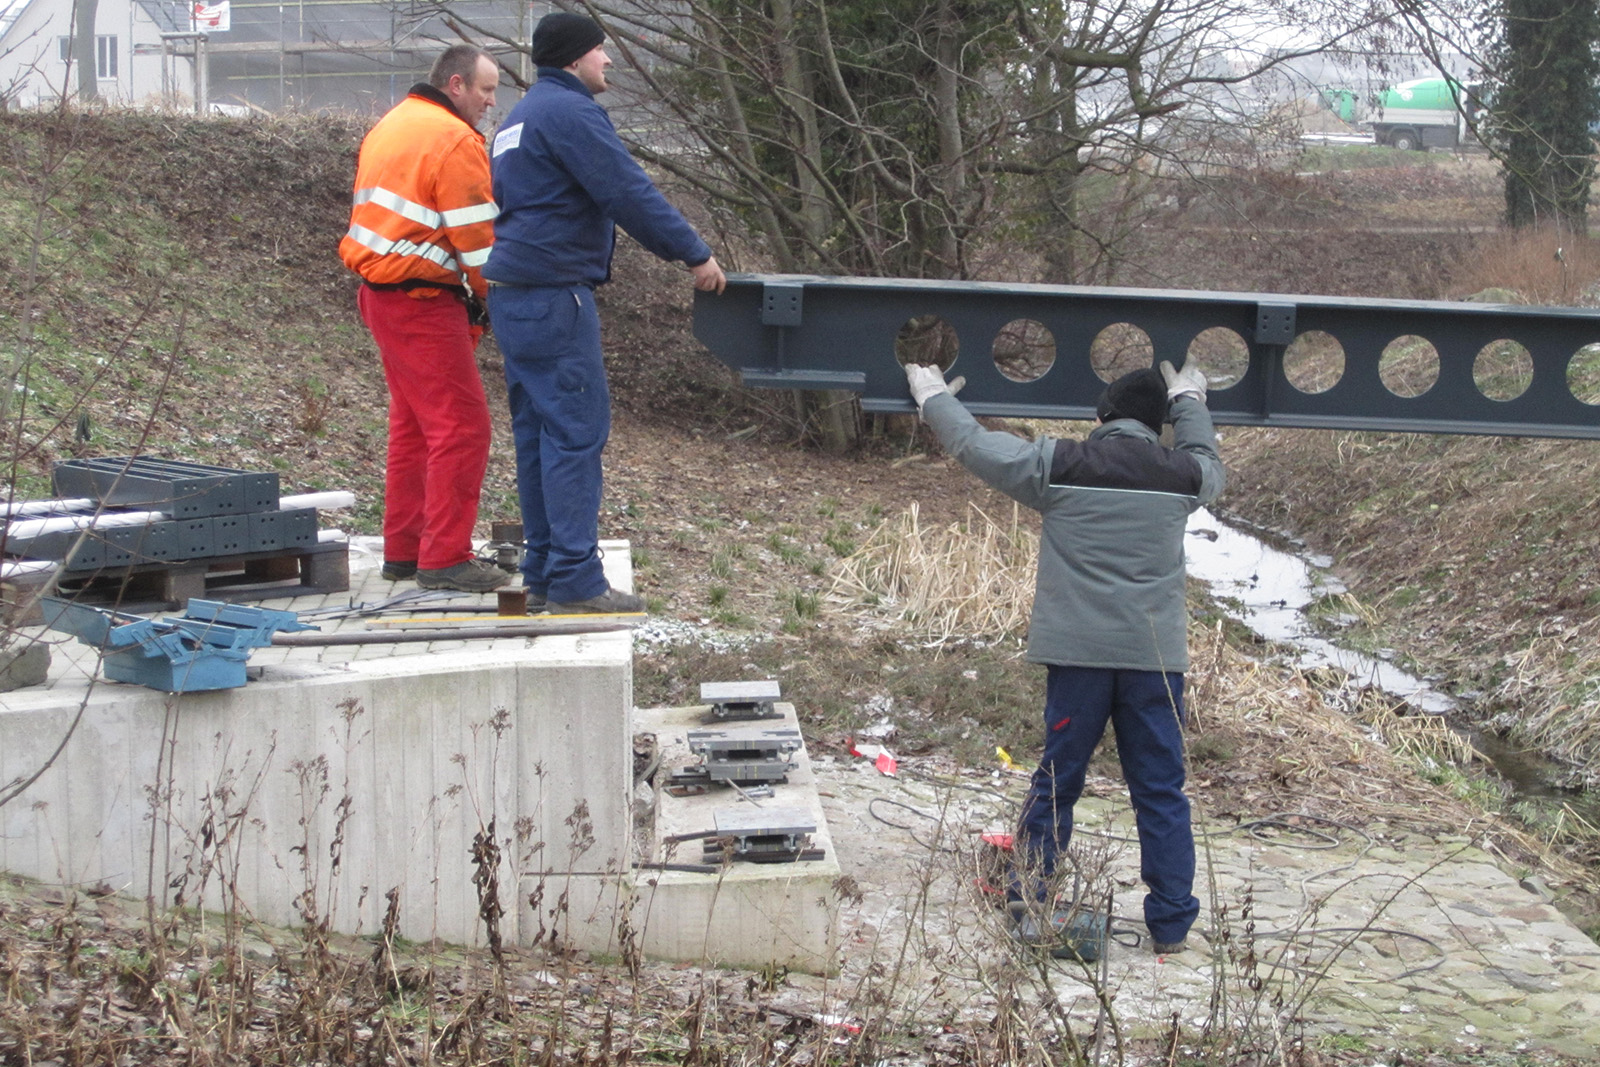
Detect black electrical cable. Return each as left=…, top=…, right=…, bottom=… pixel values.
left=866, top=796, right=962, bottom=853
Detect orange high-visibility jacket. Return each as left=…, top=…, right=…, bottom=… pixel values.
left=340, top=87, right=495, bottom=300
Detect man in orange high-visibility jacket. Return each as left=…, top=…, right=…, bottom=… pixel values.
left=340, top=44, right=509, bottom=594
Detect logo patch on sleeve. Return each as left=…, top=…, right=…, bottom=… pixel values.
left=492, top=123, right=523, bottom=158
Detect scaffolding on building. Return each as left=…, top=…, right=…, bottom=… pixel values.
left=135, top=1, right=563, bottom=115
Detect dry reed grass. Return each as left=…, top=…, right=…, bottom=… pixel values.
left=828, top=501, right=1037, bottom=641
left=1186, top=622, right=1474, bottom=824
left=1492, top=623, right=1600, bottom=776
left=1449, top=226, right=1600, bottom=306
left=1188, top=621, right=1600, bottom=900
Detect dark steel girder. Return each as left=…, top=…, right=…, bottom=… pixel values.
left=691, top=274, right=1600, bottom=440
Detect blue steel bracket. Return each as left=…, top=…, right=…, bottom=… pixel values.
left=692, top=274, right=1600, bottom=439
left=41, top=596, right=317, bottom=692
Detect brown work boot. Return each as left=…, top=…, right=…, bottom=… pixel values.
left=416, top=559, right=512, bottom=592
left=546, top=586, right=645, bottom=615
left=380, top=560, right=418, bottom=581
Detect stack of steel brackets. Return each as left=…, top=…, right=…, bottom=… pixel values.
left=3, top=458, right=317, bottom=572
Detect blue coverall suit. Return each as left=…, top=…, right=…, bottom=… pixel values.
left=485, top=68, right=713, bottom=602
left=920, top=390, right=1225, bottom=946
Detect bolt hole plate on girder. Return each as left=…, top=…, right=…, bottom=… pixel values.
left=761, top=282, right=803, bottom=326
left=1256, top=303, right=1296, bottom=346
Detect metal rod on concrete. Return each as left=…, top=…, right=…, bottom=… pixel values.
left=272, top=621, right=636, bottom=646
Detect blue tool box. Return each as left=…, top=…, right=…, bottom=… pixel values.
left=41, top=596, right=318, bottom=692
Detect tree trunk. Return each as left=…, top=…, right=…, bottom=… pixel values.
left=770, top=0, right=831, bottom=251
left=1039, top=57, right=1082, bottom=283
left=1497, top=0, right=1598, bottom=235
left=73, top=0, right=100, bottom=102
left=931, top=0, right=965, bottom=275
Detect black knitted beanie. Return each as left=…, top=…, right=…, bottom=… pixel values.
left=1095, top=367, right=1167, bottom=434
left=531, top=12, right=605, bottom=69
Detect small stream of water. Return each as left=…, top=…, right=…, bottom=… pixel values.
left=1183, top=509, right=1594, bottom=814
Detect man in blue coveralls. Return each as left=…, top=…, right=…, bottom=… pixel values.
left=486, top=12, right=726, bottom=614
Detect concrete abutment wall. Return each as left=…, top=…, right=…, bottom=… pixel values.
left=0, top=637, right=635, bottom=953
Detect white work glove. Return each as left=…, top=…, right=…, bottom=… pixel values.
left=904, top=363, right=966, bottom=416
left=1160, top=356, right=1207, bottom=404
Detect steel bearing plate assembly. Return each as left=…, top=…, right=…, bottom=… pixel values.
left=703, top=806, right=822, bottom=864
left=667, top=724, right=803, bottom=794
left=700, top=679, right=782, bottom=721
left=666, top=680, right=797, bottom=797
left=40, top=596, right=316, bottom=692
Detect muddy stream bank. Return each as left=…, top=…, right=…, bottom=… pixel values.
left=1184, top=509, right=1599, bottom=823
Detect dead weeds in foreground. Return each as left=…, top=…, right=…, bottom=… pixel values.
left=3, top=543, right=1594, bottom=1066
left=3, top=618, right=1587, bottom=1067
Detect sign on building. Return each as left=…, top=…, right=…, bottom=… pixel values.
left=190, top=1, right=229, bottom=34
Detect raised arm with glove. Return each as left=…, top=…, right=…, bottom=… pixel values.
left=1160, top=355, right=1207, bottom=405
left=903, top=363, right=966, bottom=417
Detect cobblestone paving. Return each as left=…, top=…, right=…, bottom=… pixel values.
left=818, top=758, right=1600, bottom=1060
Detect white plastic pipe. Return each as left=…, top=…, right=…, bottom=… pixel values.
left=280, top=491, right=356, bottom=511
left=6, top=510, right=167, bottom=540
left=0, top=559, right=57, bottom=579
left=0, top=498, right=95, bottom=518
left=317, top=529, right=348, bottom=543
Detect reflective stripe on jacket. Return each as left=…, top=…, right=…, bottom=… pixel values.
left=922, top=393, right=1225, bottom=672
left=339, top=85, right=495, bottom=299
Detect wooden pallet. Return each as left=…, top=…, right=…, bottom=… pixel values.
left=4, top=541, right=349, bottom=625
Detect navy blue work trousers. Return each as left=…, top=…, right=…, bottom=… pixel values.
left=1015, top=664, right=1199, bottom=945
left=488, top=284, right=611, bottom=603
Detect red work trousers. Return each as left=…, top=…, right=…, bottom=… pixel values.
left=357, top=285, right=492, bottom=571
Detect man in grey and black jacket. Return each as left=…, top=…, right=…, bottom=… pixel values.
left=905, top=358, right=1224, bottom=955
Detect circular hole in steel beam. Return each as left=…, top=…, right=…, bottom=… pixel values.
left=1089, top=323, right=1153, bottom=383
left=991, top=319, right=1056, bottom=383
left=1187, top=327, right=1249, bottom=390
left=1379, top=335, right=1440, bottom=398
left=1569, top=343, right=1600, bottom=405
left=1473, top=339, right=1533, bottom=401
left=1283, top=330, right=1345, bottom=394
left=894, top=314, right=960, bottom=371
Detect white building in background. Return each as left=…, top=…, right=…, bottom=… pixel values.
left=0, top=2, right=658, bottom=118
left=0, top=0, right=204, bottom=109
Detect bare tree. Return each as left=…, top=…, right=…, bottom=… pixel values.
left=406, top=0, right=1486, bottom=445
